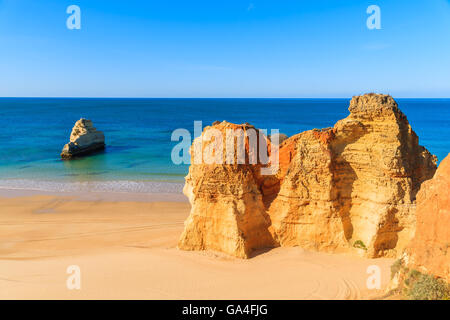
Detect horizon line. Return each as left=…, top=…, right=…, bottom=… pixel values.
left=1, top=96, right=450, bottom=99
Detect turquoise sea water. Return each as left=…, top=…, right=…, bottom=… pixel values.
left=0, top=98, right=449, bottom=193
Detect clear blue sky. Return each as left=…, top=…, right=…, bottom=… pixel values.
left=0, top=0, right=449, bottom=97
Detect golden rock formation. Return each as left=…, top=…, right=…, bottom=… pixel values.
left=178, top=94, right=437, bottom=258
left=61, top=119, right=105, bottom=159
left=178, top=122, right=275, bottom=258
left=269, top=94, right=437, bottom=257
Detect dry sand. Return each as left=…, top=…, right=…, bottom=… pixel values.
left=0, top=193, right=394, bottom=300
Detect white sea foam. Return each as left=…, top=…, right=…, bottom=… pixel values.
left=0, top=179, right=184, bottom=194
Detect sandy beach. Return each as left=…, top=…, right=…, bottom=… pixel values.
left=0, top=191, right=393, bottom=300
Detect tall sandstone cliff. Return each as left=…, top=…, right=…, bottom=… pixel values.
left=178, top=122, right=275, bottom=258
left=178, top=94, right=437, bottom=258
left=269, top=94, right=437, bottom=257
left=404, top=154, right=450, bottom=282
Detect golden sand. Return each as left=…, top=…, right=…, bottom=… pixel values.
left=0, top=194, right=393, bottom=299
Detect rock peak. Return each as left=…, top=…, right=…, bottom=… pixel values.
left=349, top=93, right=401, bottom=119
left=76, top=118, right=93, bottom=126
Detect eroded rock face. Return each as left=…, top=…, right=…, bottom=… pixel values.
left=178, top=94, right=437, bottom=258
left=61, top=119, right=105, bottom=159
left=404, top=154, right=450, bottom=282
left=269, top=94, right=437, bottom=257
left=268, top=129, right=348, bottom=253
left=178, top=122, right=275, bottom=258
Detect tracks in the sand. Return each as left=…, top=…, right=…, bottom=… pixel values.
left=337, top=278, right=362, bottom=300
left=303, top=273, right=362, bottom=300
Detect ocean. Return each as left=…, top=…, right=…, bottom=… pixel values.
left=0, top=98, right=449, bottom=194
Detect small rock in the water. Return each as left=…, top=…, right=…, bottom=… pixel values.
left=61, top=119, right=105, bottom=159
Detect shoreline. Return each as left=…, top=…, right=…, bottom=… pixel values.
left=0, top=189, right=188, bottom=202
left=0, top=180, right=187, bottom=202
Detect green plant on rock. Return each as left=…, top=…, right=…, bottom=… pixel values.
left=406, top=271, right=450, bottom=300
left=390, top=259, right=403, bottom=279
left=353, top=240, right=367, bottom=251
